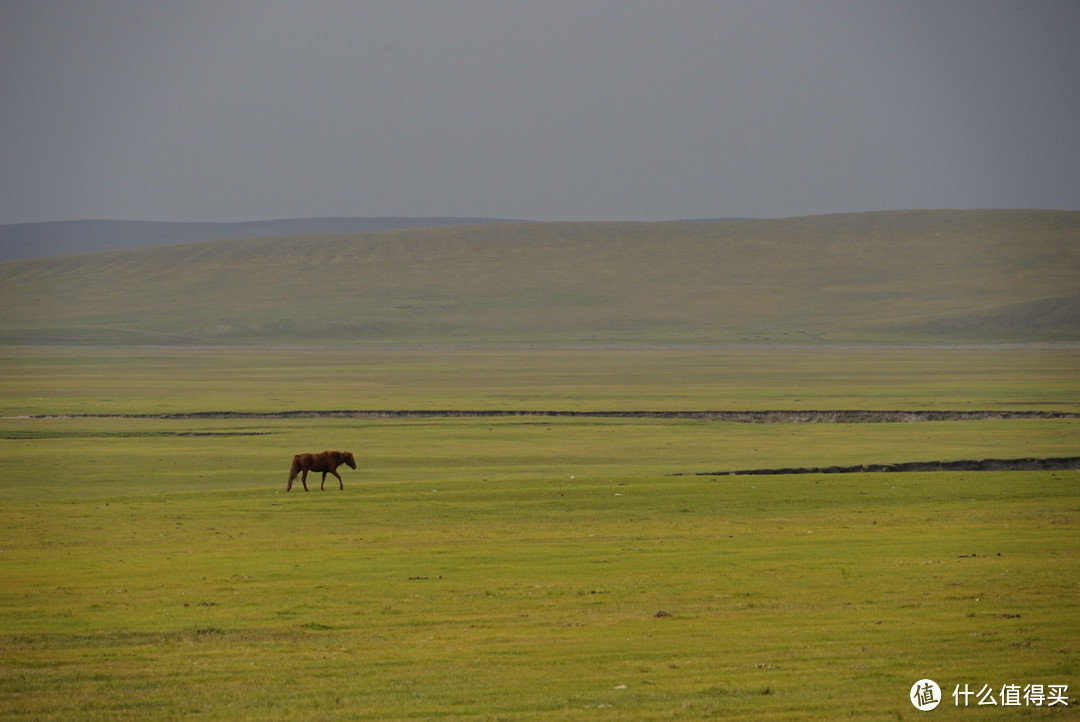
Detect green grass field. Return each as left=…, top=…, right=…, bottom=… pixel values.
left=1, top=346, right=1077, bottom=719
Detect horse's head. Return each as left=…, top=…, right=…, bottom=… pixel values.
left=343, top=451, right=356, bottom=469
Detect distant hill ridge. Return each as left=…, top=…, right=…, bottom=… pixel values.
left=1, top=210, right=1077, bottom=345
left=0, top=217, right=527, bottom=261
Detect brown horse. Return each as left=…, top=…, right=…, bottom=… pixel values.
left=287, top=450, right=356, bottom=491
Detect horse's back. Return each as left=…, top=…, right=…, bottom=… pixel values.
left=291, top=450, right=350, bottom=473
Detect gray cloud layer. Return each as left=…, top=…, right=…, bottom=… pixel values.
left=2, top=1, right=1078, bottom=223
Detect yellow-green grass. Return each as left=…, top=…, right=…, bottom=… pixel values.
left=2, top=345, right=1078, bottom=415
left=1, top=413, right=1077, bottom=501
left=1, top=457, right=1077, bottom=719
left=1, top=346, right=1077, bottom=719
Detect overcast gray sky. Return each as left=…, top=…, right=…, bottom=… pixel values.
left=2, top=1, right=1078, bottom=224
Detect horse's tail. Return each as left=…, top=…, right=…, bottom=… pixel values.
left=287, top=455, right=301, bottom=485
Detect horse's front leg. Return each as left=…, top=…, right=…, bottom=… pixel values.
left=320, top=471, right=328, bottom=491
left=330, top=469, right=344, bottom=490
left=301, top=469, right=310, bottom=492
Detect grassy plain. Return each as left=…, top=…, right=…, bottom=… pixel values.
left=2, top=344, right=1078, bottom=414
left=1, top=345, right=1078, bottom=719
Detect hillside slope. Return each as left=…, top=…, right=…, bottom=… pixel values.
left=1, top=210, right=1077, bottom=345
left=0, top=217, right=522, bottom=261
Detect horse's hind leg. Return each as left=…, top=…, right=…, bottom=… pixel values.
left=320, top=471, right=328, bottom=491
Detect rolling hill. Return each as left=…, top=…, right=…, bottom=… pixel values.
left=0, top=217, right=523, bottom=261
left=1, top=210, right=1077, bottom=346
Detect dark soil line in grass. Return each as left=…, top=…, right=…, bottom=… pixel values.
left=14, top=409, right=1080, bottom=422
left=690, top=456, right=1080, bottom=476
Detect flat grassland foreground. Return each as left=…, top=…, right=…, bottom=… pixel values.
left=0, top=346, right=1077, bottom=719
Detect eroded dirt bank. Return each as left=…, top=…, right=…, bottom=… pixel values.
left=691, top=456, right=1080, bottom=476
